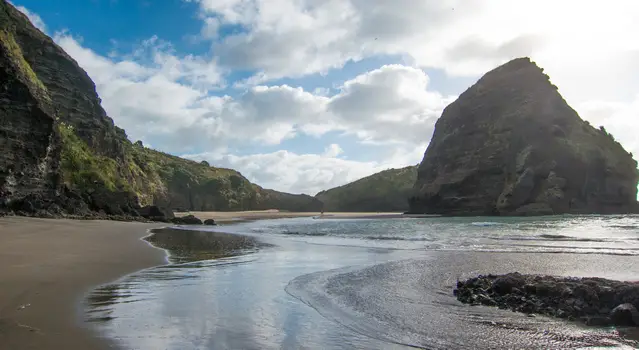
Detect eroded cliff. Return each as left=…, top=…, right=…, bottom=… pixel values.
left=409, top=58, right=638, bottom=216
left=0, top=1, right=321, bottom=217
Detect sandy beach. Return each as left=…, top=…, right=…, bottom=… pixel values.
left=3, top=212, right=639, bottom=349
left=0, top=217, right=167, bottom=350
left=0, top=211, right=393, bottom=350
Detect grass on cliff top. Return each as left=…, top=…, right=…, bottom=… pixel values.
left=127, top=144, right=258, bottom=207
left=317, top=165, right=418, bottom=196
left=59, top=122, right=130, bottom=192
left=130, top=145, right=241, bottom=181
left=0, top=29, right=49, bottom=99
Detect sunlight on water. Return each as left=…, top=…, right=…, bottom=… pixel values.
left=218, top=215, right=639, bottom=256
left=85, top=216, right=639, bottom=349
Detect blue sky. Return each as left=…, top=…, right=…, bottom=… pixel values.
left=12, top=0, right=639, bottom=195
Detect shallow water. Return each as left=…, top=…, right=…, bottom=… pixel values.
left=85, top=215, right=639, bottom=349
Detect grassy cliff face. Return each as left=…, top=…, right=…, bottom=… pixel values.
left=0, top=0, right=321, bottom=215
left=316, top=166, right=418, bottom=212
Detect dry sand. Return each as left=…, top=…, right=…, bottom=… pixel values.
left=0, top=217, right=166, bottom=350
left=0, top=211, right=397, bottom=350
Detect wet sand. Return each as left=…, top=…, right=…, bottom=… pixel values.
left=0, top=211, right=397, bottom=350
left=0, top=217, right=166, bottom=350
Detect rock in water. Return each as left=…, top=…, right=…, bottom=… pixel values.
left=203, top=219, right=217, bottom=225
left=410, top=57, right=638, bottom=216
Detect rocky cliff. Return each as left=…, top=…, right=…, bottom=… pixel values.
left=409, top=57, right=639, bottom=216
left=316, top=165, right=417, bottom=212
left=0, top=1, right=321, bottom=218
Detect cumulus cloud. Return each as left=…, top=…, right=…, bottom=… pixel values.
left=327, top=65, right=454, bottom=144
left=194, top=0, right=639, bottom=106
left=52, top=32, right=452, bottom=153
left=184, top=147, right=422, bottom=195
left=54, top=33, right=230, bottom=153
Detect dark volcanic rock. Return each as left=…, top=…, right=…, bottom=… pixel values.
left=203, top=219, right=217, bottom=226
left=138, top=205, right=174, bottom=222
left=409, top=57, right=638, bottom=216
left=611, top=304, right=639, bottom=326
left=171, top=215, right=203, bottom=225
left=455, top=273, right=639, bottom=327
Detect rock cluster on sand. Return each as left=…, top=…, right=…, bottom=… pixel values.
left=454, top=273, right=639, bottom=327
left=138, top=205, right=174, bottom=222
left=409, top=57, right=638, bottom=216
left=170, top=215, right=203, bottom=225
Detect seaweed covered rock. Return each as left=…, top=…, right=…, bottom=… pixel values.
left=454, top=273, right=639, bottom=327
left=410, top=57, right=638, bottom=216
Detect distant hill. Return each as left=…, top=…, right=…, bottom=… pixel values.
left=315, top=165, right=417, bottom=212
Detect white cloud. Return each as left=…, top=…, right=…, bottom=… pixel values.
left=323, top=144, right=343, bottom=158
left=184, top=143, right=425, bottom=194
left=53, top=32, right=230, bottom=153
left=194, top=0, right=639, bottom=108
left=15, top=5, right=47, bottom=33
left=184, top=150, right=384, bottom=195
left=327, top=64, right=454, bottom=144
left=578, top=96, right=639, bottom=159
left=53, top=32, right=451, bottom=155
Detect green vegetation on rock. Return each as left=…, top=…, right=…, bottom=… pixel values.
left=316, top=165, right=418, bottom=212
left=0, top=29, right=48, bottom=98
left=58, top=122, right=127, bottom=192
left=0, top=0, right=322, bottom=216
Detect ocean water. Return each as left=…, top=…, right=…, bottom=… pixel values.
left=85, top=215, right=639, bottom=349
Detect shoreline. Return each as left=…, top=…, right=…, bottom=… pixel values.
left=0, top=216, right=168, bottom=350
left=3, top=212, right=638, bottom=349
left=0, top=211, right=399, bottom=350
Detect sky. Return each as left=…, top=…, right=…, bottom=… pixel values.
left=12, top=0, right=639, bottom=195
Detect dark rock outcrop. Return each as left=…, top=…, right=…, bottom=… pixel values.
left=171, top=215, right=203, bottom=225
left=203, top=219, right=216, bottom=226
left=455, top=273, right=639, bottom=327
left=410, top=57, right=638, bottom=216
left=0, top=0, right=322, bottom=219
left=138, top=205, right=174, bottom=222
left=316, top=166, right=417, bottom=212
left=611, top=304, right=639, bottom=326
